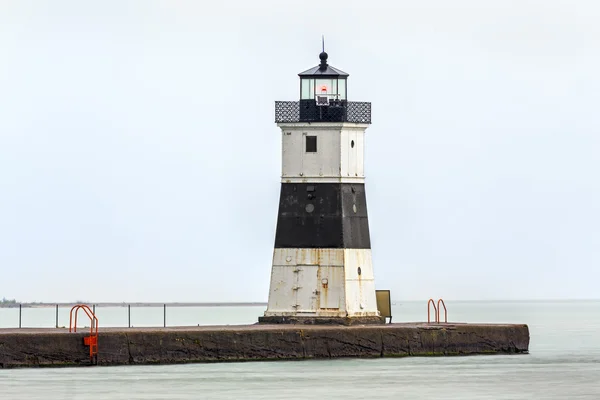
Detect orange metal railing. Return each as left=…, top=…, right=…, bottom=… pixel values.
left=69, top=304, right=99, bottom=363
left=427, top=298, right=448, bottom=324
left=427, top=298, right=437, bottom=323
left=437, top=298, right=447, bottom=323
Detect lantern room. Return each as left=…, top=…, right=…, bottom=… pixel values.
left=274, top=51, right=371, bottom=124
left=298, top=52, right=349, bottom=121
left=299, top=52, right=348, bottom=102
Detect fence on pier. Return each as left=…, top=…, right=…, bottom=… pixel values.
left=0, top=303, right=268, bottom=329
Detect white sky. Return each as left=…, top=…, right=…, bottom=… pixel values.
left=1, top=0, right=598, bottom=302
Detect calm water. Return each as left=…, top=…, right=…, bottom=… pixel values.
left=1, top=300, right=599, bottom=399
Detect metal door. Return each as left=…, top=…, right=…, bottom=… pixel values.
left=319, top=266, right=344, bottom=310
left=294, top=265, right=318, bottom=312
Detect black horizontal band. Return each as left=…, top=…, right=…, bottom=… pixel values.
left=274, top=183, right=371, bottom=249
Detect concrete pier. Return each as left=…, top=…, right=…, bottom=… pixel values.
left=0, top=323, right=529, bottom=369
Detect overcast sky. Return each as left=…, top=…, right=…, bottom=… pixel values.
left=0, top=1, right=598, bottom=303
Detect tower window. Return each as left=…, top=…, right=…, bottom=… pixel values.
left=306, top=136, right=317, bottom=152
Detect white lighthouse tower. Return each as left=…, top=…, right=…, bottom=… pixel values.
left=259, top=51, right=383, bottom=325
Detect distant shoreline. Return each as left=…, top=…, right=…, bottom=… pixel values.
left=0, top=302, right=267, bottom=309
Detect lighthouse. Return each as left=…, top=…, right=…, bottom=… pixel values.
left=259, top=50, right=383, bottom=325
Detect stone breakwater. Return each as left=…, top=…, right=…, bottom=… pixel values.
left=0, top=323, right=529, bottom=369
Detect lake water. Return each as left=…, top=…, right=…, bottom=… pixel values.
left=1, top=300, right=599, bottom=399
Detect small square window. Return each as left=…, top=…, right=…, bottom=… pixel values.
left=306, top=136, right=317, bottom=152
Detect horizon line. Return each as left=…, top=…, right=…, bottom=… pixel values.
left=2, top=298, right=599, bottom=307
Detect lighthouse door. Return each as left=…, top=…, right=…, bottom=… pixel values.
left=295, top=265, right=319, bottom=313
left=319, top=266, right=343, bottom=310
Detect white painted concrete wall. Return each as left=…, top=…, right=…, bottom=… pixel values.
left=343, top=249, right=377, bottom=317
left=279, top=122, right=369, bottom=183
left=340, top=128, right=365, bottom=178
left=264, top=248, right=378, bottom=318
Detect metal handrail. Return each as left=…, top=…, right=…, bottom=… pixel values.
left=427, top=299, right=438, bottom=323
left=69, top=304, right=99, bottom=362
left=69, top=304, right=98, bottom=334
left=437, top=299, right=448, bottom=323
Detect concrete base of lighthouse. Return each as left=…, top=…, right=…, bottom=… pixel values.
left=260, top=248, right=381, bottom=325
left=257, top=315, right=385, bottom=325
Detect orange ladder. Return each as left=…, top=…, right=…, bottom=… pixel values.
left=427, top=298, right=448, bottom=323
left=69, top=304, right=99, bottom=364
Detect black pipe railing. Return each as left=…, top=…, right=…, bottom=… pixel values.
left=0, top=303, right=265, bottom=329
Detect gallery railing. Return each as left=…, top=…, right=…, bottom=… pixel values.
left=275, top=101, right=372, bottom=124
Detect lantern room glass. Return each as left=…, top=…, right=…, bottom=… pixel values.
left=301, top=78, right=347, bottom=100
left=338, top=79, right=346, bottom=100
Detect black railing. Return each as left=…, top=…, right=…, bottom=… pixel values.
left=0, top=303, right=267, bottom=328
left=275, top=101, right=372, bottom=124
